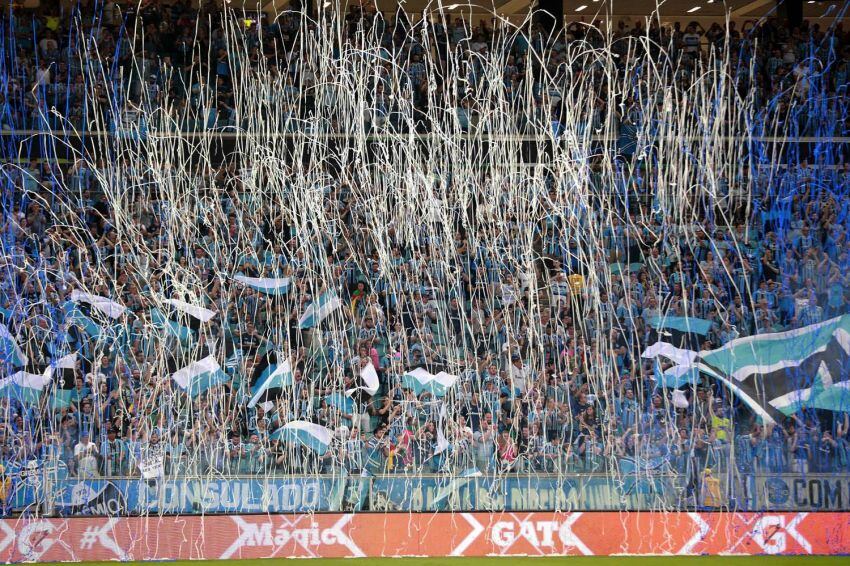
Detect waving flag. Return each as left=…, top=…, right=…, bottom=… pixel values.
left=171, top=355, right=230, bottom=397
left=651, top=362, right=702, bottom=389
left=345, top=361, right=380, bottom=397
left=271, top=421, right=332, bottom=455
left=0, top=369, right=51, bottom=405
left=298, top=292, right=342, bottom=329
left=150, top=299, right=216, bottom=342
left=695, top=314, right=850, bottom=418
left=645, top=314, right=850, bottom=423
left=164, top=298, right=217, bottom=323
left=642, top=341, right=698, bottom=366
left=48, top=390, right=75, bottom=410
left=70, top=290, right=126, bottom=319
left=247, top=353, right=293, bottom=408
left=0, top=322, right=28, bottom=368
left=50, top=352, right=79, bottom=389
left=671, top=389, right=689, bottom=409
left=645, top=315, right=713, bottom=349
left=403, top=367, right=458, bottom=397
left=234, top=275, right=292, bottom=295
left=11, top=368, right=51, bottom=389
left=150, top=308, right=192, bottom=343
left=62, top=302, right=103, bottom=340
left=325, top=392, right=354, bottom=414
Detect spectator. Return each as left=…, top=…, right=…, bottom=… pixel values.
left=74, top=432, right=100, bottom=479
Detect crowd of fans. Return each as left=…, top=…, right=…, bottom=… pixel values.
left=0, top=1, right=850, bottom=514
left=2, top=1, right=848, bottom=135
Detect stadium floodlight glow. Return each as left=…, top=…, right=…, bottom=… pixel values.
left=687, top=6, right=701, bottom=12
left=576, top=4, right=588, bottom=11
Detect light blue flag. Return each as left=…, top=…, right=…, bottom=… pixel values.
left=70, top=290, right=126, bottom=319
left=171, top=355, right=230, bottom=397
left=49, top=390, right=74, bottom=411
left=151, top=308, right=193, bottom=343
left=0, top=371, right=48, bottom=406
left=652, top=362, right=702, bottom=389
left=270, top=421, right=332, bottom=455
left=163, top=299, right=217, bottom=323
left=0, top=322, right=28, bottom=368
left=62, top=301, right=103, bottom=340
left=645, top=315, right=713, bottom=336
left=325, top=392, right=354, bottom=414
left=402, top=367, right=458, bottom=397
left=234, top=275, right=292, bottom=296
left=298, top=292, right=342, bottom=329
left=693, top=314, right=850, bottom=421
left=653, top=359, right=663, bottom=383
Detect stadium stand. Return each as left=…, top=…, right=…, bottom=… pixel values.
left=0, top=0, right=849, bottom=517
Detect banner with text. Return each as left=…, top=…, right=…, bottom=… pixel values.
left=0, top=512, right=847, bottom=561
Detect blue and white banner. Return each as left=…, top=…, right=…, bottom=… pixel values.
left=0, top=322, right=28, bottom=367
left=752, top=474, right=850, bottom=511
left=171, top=355, right=230, bottom=397
left=13, top=474, right=850, bottom=514
left=16, top=477, right=366, bottom=514
left=370, top=474, right=676, bottom=512
left=248, top=355, right=293, bottom=408
left=70, top=290, right=127, bottom=319
left=272, top=421, right=333, bottom=456
left=402, top=367, right=458, bottom=397
left=63, top=301, right=104, bottom=340
left=0, top=368, right=52, bottom=405
left=234, top=275, right=292, bottom=295
left=54, top=480, right=129, bottom=516
left=298, top=292, right=342, bottom=329
left=164, top=298, right=217, bottom=323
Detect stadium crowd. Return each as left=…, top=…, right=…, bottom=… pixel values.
left=1, top=1, right=848, bottom=135
left=0, top=1, right=849, bottom=510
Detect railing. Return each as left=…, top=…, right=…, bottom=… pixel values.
left=3, top=129, right=850, bottom=143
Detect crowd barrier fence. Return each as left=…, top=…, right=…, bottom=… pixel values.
left=8, top=471, right=850, bottom=515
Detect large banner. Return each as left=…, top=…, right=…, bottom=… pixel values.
left=13, top=474, right=850, bottom=515
left=370, top=474, right=676, bottom=511
left=0, top=512, right=847, bottom=561
left=753, top=474, right=850, bottom=511
left=13, top=477, right=368, bottom=515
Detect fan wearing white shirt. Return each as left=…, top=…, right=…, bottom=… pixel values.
left=507, top=353, right=531, bottom=397
left=74, top=433, right=100, bottom=479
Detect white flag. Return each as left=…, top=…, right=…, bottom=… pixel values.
left=71, top=290, right=126, bottom=319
